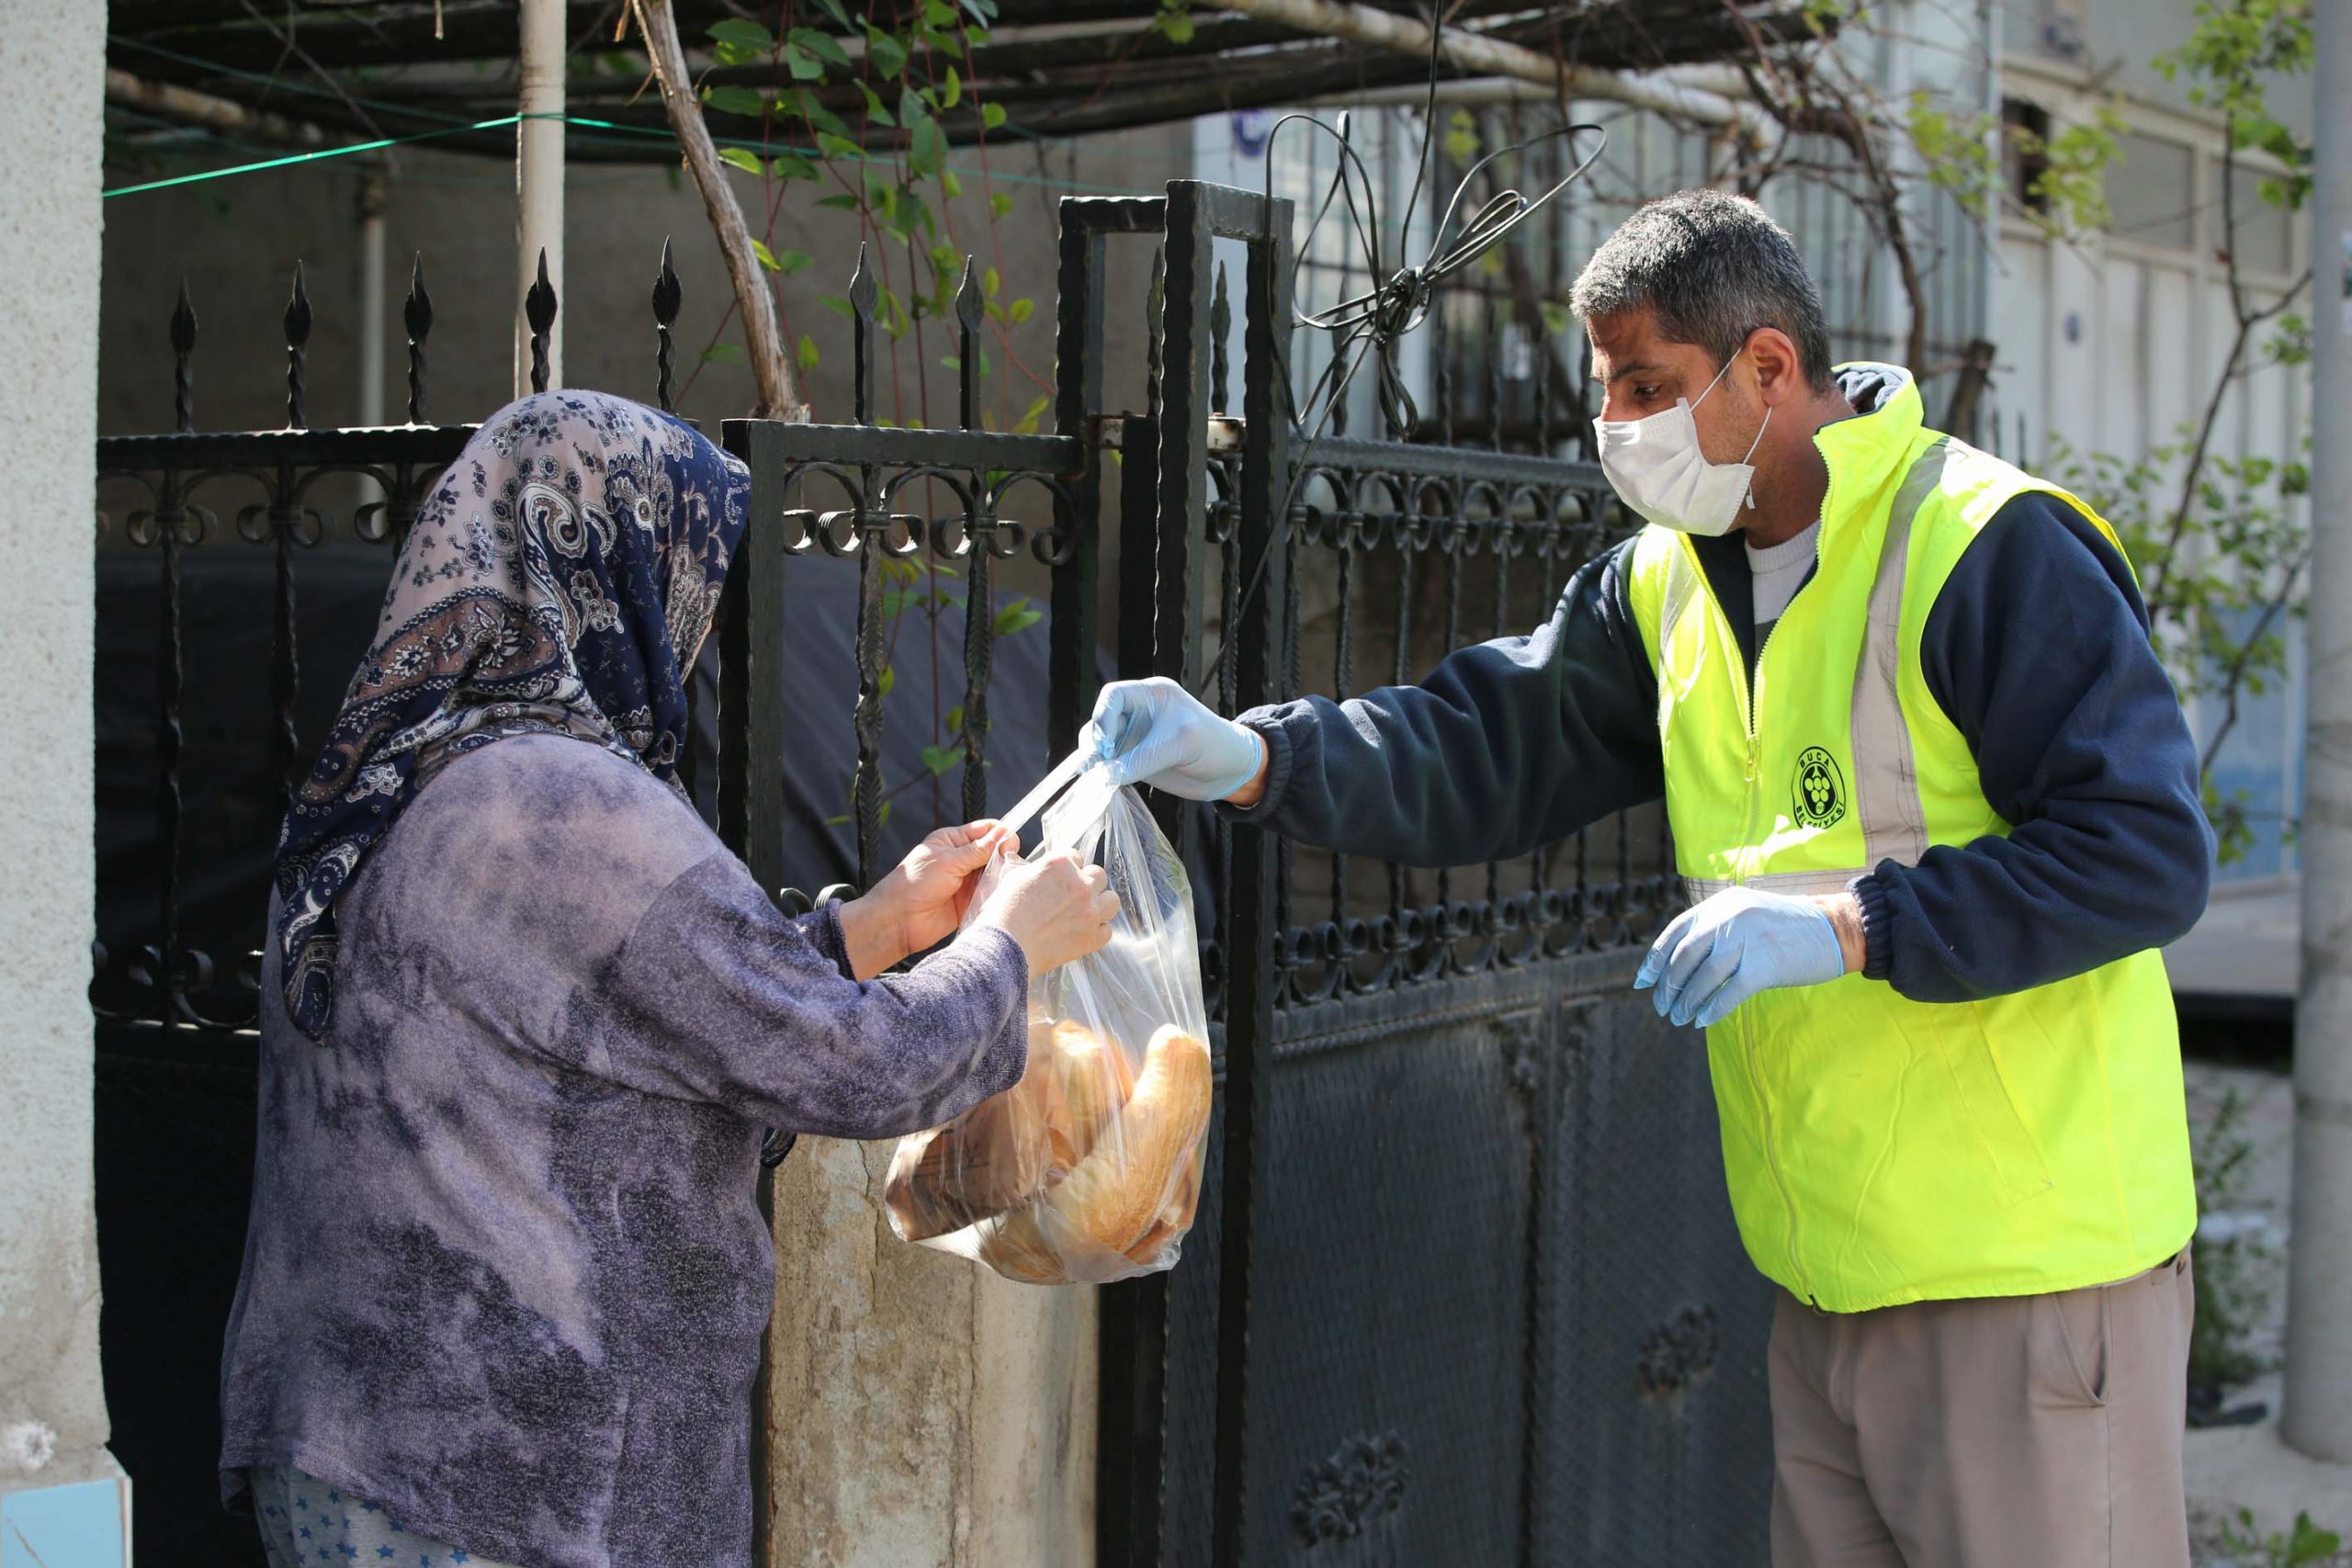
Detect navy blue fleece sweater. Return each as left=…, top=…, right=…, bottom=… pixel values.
left=1226, top=400, right=2212, bottom=1004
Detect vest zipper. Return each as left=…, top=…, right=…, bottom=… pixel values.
left=1684, top=503, right=1831, bottom=1308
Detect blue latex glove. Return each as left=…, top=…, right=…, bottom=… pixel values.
left=1635, top=886, right=1848, bottom=1029
left=1091, top=677, right=1266, bottom=800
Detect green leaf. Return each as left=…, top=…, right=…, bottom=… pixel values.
left=783, top=42, right=825, bottom=79
left=865, top=26, right=910, bottom=78
left=893, top=187, right=933, bottom=240
left=817, top=131, right=865, bottom=161
left=1007, top=296, right=1035, bottom=324
left=769, top=152, right=819, bottom=181
left=983, top=265, right=1001, bottom=298
left=946, top=705, right=965, bottom=731
left=816, top=193, right=864, bottom=211
left=941, top=355, right=962, bottom=371
left=718, top=145, right=766, bottom=175
left=703, top=85, right=769, bottom=118
left=878, top=664, right=897, bottom=698
left=989, top=191, right=1014, bottom=218
left=813, top=0, right=854, bottom=30
left=941, top=65, right=963, bottom=109
left=1012, top=394, right=1050, bottom=435
left=859, top=82, right=897, bottom=127
left=797, top=335, right=820, bottom=373
left=791, top=28, right=854, bottom=66
left=817, top=294, right=855, bottom=319
left=900, top=85, right=930, bottom=127
left=940, top=168, right=962, bottom=198
left=712, top=39, right=762, bottom=67
left=1444, top=107, right=1479, bottom=163
left=967, top=24, right=990, bottom=47
left=980, top=101, right=1007, bottom=131
left=751, top=238, right=783, bottom=271
left=707, top=18, right=776, bottom=50
left=921, top=744, right=959, bottom=777
left=992, top=596, right=1043, bottom=636
left=1539, top=300, right=1573, bottom=336
left=775, top=248, right=814, bottom=275
left=959, top=0, right=999, bottom=23
left=802, top=99, right=853, bottom=139
left=910, top=113, right=946, bottom=176
left=701, top=344, right=746, bottom=364
left=1152, top=5, right=1194, bottom=45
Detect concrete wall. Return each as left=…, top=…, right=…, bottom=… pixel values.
left=763, top=1140, right=1095, bottom=1568
left=0, top=3, right=130, bottom=1562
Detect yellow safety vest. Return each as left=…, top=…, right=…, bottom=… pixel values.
left=1625, top=367, right=2197, bottom=1313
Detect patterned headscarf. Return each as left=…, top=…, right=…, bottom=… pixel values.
left=273, top=390, right=750, bottom=1040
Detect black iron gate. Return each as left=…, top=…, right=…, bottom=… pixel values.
left=1104, top=182, right=1773, bottom=1568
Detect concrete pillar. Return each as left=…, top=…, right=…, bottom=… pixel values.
left=0, top=5, right=132, bottom=1564
left=2283, top=0, right=2352, bottom=1465
left=761, top=1139, right=1096, bottom=1568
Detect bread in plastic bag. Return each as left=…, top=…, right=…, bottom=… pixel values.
left=884, top=755, right=1212, bottom=1284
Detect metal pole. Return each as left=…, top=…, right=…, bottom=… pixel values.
left=2284, top=0, right=2352, bottom=1464
left=514, top=0, right=564, bottom=396
left=357, top=167, right=387, bottom=427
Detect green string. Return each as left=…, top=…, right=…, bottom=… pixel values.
left=104, top=108, right=1150, bottom=200
left=103, top=32, right=1149, bottom=199
left=106, top=115, right=524, bottom=197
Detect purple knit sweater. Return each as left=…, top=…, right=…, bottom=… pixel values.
left=220, top=732, right=1030, bottom=1568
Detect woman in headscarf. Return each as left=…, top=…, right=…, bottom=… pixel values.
left=219, top=391, right=1111, bottom=1568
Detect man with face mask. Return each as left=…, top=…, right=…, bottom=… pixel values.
left=1091, top=188, right=2210, bottom=1568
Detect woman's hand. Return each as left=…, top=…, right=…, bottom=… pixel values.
left=839, top=819, right=1017, bottom=979
left=968, top=849, right=1119, bottom=976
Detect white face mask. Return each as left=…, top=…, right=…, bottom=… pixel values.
left=1592, top=355, right=1770, bottom=536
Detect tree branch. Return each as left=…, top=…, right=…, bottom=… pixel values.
left=2198, top=548, right=2310, bottom=776
left=627, top=0, right=809, bottom=420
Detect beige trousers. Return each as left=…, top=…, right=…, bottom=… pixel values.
left=1768, top=1252, right=2194, bottom=1568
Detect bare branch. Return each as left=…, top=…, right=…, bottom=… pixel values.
left=2198, top=548, right=2310, bottom=776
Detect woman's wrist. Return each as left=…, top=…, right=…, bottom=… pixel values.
left=835, top=894, right=908, bottom=981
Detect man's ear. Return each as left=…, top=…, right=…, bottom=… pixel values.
left=1744, top=327, right=1806, bottom=407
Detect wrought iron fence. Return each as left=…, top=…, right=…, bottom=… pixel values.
left=714, top=244, right=1095, bottom=905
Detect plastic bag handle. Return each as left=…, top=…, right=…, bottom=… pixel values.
left=999, top=737, right=1099, bottom=840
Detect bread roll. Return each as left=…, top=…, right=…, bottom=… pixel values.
left=1123, top=1145, right=1204, bottom=1267
left=1040, top=1018, right=1136, bottom=1171
left=976, top=1208, right=1070, bottom=1285
left=883, top=1018, right=1059, bottom=1241
left=1036, top=1027, right=1213, bottom=1256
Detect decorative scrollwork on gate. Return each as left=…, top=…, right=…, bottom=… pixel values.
left=1289, top=1430, right=1409, bottom=1546
left=1636, top=1304, right=1721, bottom=1396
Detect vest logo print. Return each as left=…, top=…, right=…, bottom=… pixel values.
left=1793, top=747, right=1848, bottom=829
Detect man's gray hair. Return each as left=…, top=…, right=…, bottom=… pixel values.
left=1570, top=189, right=1834, bottom=391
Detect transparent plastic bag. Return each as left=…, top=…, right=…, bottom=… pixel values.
left=884, top=750, right=1213, bottom=1285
